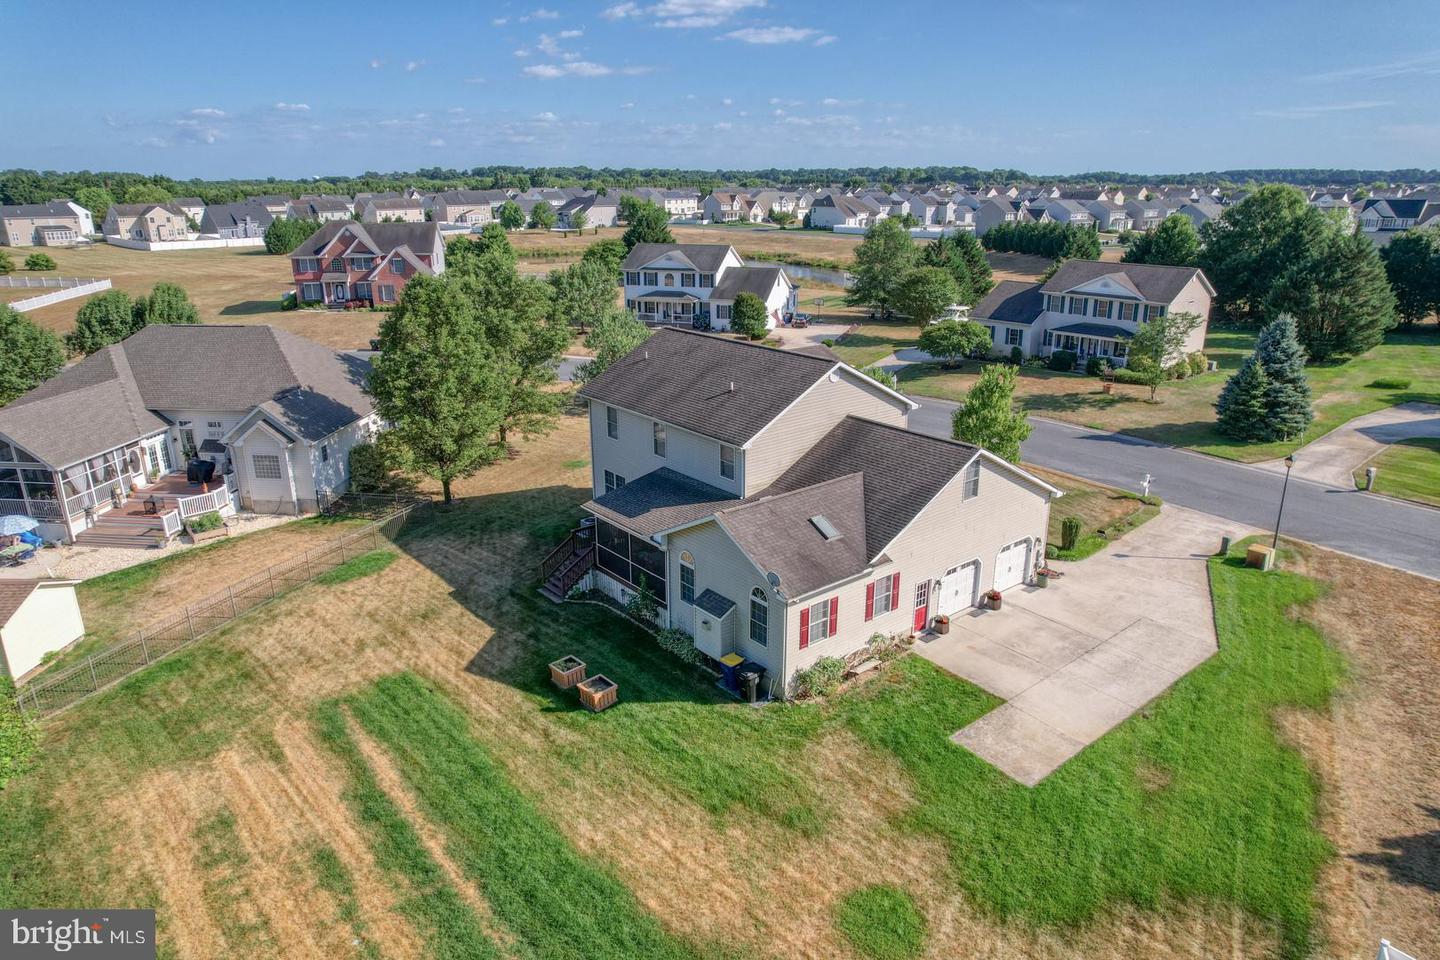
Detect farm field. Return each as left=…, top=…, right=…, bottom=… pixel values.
left=2, top=413, right=1436, bottom=960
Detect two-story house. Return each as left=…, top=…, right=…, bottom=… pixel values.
left=0, top=324, right=378, bottom=547
left=558, top=194, right=619, bottom=228
left=199, top=201, right=274, bottom=239
left=808, top=193, right=875, bottom=229
left=969, top=259, right=1213, bottom=365
left=1042, top=199, right=1097, bottom=227
left=1357, top=197, right=1440, bottom=244
left=290, top=198, right=353, bottom=222
left=360, top=197, right=426, bottom=223
left=621, top=243, right=796, bottom=332
left=102, top=203, right=191, bottom=241
left=290, top=221, right=445, bottom=308
left=432, top=189, right=511, bottom=226
left=701, top=191, right=749, bottom=223
left=1122, top=199, right=1168, bottom=232
left=541, top=330, right=1061, bottom=696
left=0, top=201, right=93, bottom=246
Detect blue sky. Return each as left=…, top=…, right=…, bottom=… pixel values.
left=5, top=0, right=1439, bottom=178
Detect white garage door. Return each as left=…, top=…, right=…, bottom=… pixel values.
left=937, top=561, right=978, bottom=615
left=994, top=539, right=1031, bottom=591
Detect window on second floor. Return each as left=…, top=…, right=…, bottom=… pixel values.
left=1092, top=298, right=1113, bottom=319
left=961, top=460, right=981, bottom=499
left=1067, top=296, right=1087, bottom=315
left=603, top=469, right=626, bottom=494
left=680, top=272, right=696, bottom=286
left=330, top=257, right=344, bottom=272
left=653, top=421, right=667, bottom=457
left=699, top=273, right=714, bottom=288
left=625, top=271, right=641, bottom=285
left=606, top=406, right=618, bottom=439
left=391, top=256, right=406, bottom=275
left=1119, top=301, right=1137, bottom=323
left=642, top=271, right=658, bottom=286
left=719, top=444, right=735, bottom=480
left=296, top=257, right=319, bottom=273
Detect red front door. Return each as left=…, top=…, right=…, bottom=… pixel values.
left=913, top=581, right=930, bottom=633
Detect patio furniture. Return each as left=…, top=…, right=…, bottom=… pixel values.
left=0, top=544, right=36, bottom=567
left=143, top=497, right=159, bottom=516
left=577, top=675, right=618, bottom=712
left=549, top=655, right=587, bottom=690
left=0, top=515, right=40, bottom=536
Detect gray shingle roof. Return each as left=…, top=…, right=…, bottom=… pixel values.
left=0, top=201, right=80, bottom=219
left=622, top=243, right=734, bottom=273
left=693, top=588, right=736, bottom=619
left=295, top=221, right=442, bottom=257
left=584, top=467, right=739, bottom=537
left=715, top=473, right=869, bottom=597
left=199, top=201, right=274, bottom=233
left=577, top=328, right=836, bottom=446
left=1041, top=259, right=1211, bottom=302
left=972, top=280, right=1044, bottom=325
left=0, top=326, right=372, bottom=468
left=710, top=265, right=787, bottom=302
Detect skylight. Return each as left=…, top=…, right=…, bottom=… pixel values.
left=809, top=515, right=842, bottom=540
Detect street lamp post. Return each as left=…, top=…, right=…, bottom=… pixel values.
left=1272, top=453, right=1296, bottom=551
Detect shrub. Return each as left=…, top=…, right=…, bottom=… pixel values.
left=1060, top=516, right=1082, bottom=551
left=624, top=575, right=660, bottom=624
left=1009, top=345, right=1023, bottom=365
left=792, top=656, right=847, bottom=699
left=279, top=290, right=297, bottom=311
left=654, top=627, right=703, bottom=665
left=186, top=510, right=223, bottom=533
left=859, top=365, right=899, bottom=390
left=1112, top=367, right=1150, bottom=386
left=0, top=250, right=13, bottom=274
left=1085, top=356, right=1112, bottom=376
left=349, top=441, right=397, bottom=493
left=730, top=291, right=769, bottom=340
left=24, top=253, right=56, bottom=271
left=1188, top=351, right=1207, bottom=376
left=1369, top=377, right=1412, bottom=389
left=866, top=632, right=908, bottom=663
left=1048, top=349, right=1076, bottom=372
left=822, top=337, right=836, bottom=347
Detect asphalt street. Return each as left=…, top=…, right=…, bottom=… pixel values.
left=910, top=398, right=1440, bottom=580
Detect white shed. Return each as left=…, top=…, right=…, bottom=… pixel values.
left=0, top=579, right=85, bottom=680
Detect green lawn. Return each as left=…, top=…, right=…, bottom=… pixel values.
left=832, top=319, right=921, bottom=368
left=1355, top=435, right=1440, bottom=506
left=835, top=885, right=928, bottom=960
left=897, top=327, right=1440, bottom=463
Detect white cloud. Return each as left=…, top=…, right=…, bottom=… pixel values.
left=492, top=16, right=509, bottom=25
left=521, top=7, right=559, bottom=20
left=523, top=61, right=652, bottom=78
left=274, top=102, right=310, bottom=112
left=621, top=101, right=636, bottom=109
left=1252, top=99, right=1392, bottom=120
left=464, top=76, right=487, bottom=84
left=447, top=106, right=466, bottom=114
left=514, top=47, right=531, bottom=56
left=724, top=26, right=819, bottom=44
left=813, top=34, right=837, bottom=46
left=602, top=1, right=640, bottom=17
left=428, top=137, right=446, bottom=146
left=721, top=97, right=733, bottom=106
left=405, top=59, right=426, bottom=71
left=534, top=111, right=559, bottom=122
left=713, top=121, right=732, bottom=130
left=369, top=57, right=384, bottom=68
left=558, top=28, right=584, bottom=38
left=821, top=97, right=860, bottom=106
left=1303, top=51, right=1440, bottom=83
left=603, top=0, right=764, bottom=28
left=190, top=107, right=226, bottom=117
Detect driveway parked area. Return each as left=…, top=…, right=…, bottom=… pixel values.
left=919, top=505, right=1236, bottom=785
left=1256, top=401, right=1440, bottom=489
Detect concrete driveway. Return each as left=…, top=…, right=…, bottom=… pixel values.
left=918, top=505, right=1237, bottom=785
left=1255, top=401, right=1440, bottom=489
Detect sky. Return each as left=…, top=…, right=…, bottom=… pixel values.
left=4, top=0, right=1440, bottom=179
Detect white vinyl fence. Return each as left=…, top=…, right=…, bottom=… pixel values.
left=2, top=277, right=111, bottom=312
left=104, top=236, right=264, bottom=251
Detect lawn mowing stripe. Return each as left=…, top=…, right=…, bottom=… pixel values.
left=315, top=702, right=505, bottom=960
left=345, top=672, right=711, bottom=960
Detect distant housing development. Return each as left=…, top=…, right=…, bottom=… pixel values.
left=0, top=201, right=94, bottom=246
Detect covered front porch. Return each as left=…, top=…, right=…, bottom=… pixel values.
left=633, top=291, right=705, bottom=328
left=1043, top=322, right=1131, bottom=366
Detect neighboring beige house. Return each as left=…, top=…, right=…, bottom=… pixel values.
left=0, top=579, right=84, bottom=680
left=360, top=197, right=426, bottom=223
left=621, top=243, right=796, bottom=332
left=102, top=202, right=190, bottom=241
left=432, top=189, right=510, bottom=226
left=0, top=201, right=94, bottom=246
left=544, top=329, right=1061, bottom=696
left=173, top=197, right=205, bottom=224
left=558, top=194, right=619, bottom=228
left=701, top=191, right=749, bottom=222
left=968, top=259, right=1214, bottom=365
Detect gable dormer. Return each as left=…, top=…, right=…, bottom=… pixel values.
left=1066, top=274, right=1144, bottom=300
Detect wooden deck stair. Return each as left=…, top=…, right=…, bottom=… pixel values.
left=74, top=512, right=172, bottom=549
left=538, top=528, right=595, bottom=603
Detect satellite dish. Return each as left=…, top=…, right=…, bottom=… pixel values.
left=766, top=571, right=781, bottom=588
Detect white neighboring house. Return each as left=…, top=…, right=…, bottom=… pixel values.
left=808, top=193, right=874, bottom=229
left=621, top=243, right=796, bottom=332
left=0, top=325, right=380, bottom=546
left=0, top=579, right=84, bottom=680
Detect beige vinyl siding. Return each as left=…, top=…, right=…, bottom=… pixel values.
left=743, top=369, right=909, bottom=494
left=779, top=457, right=1052, bottom=690
left=1172, top=275, right=1213, bottom=355
left=587, top=401, right=744, bottom=497
left=0, top=584, right=85, bottom=679
left=234, top=428, right=296, bottom=513
left=664, top=520, right=783, bottom=680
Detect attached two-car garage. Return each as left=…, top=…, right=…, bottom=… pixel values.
left=993, top=538, right=1033, bottom=592
left=935, top=538, right=1034, bottom=614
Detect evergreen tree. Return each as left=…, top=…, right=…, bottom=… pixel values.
left=1267, top=229, right=1396, bottom=361
left=1381, top=228, right=1440, bottom=327
left=951, top=363, right=1031, bottom=463
left=0, top=305, right=65, bottom=405
left=920, top=231, right=993, bottom=305
left=730, top=292, right=769, bottom=339
left=845, top=217, right=917, bottom=313
left=1121, top=214, right=1200, bottom=266
left=1253, top=314, right=1313, bottom=439
left=1214, top=354, right=1272, bottom=441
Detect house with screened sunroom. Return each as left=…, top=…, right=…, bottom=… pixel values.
left=969, top=259, right=1213, bottom=367
left=539, top=329, right=1062, bottom=698
left=620, top=243, right=796, bottom=332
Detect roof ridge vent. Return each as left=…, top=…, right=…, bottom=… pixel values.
left=729, top=381, right=735, bottom=392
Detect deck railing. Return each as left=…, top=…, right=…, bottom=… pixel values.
left=176, top=485, right=231, bottom=518
left=0, top=497, right=62, bottom=520
left=160, top=510, right=183, bottom=538
left=539, top=529, right=582, bottom=582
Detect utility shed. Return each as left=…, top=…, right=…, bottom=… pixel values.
left=0, top=579, right=84, bottom=680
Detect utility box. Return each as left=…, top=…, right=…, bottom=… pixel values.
left=1246, top=544, right=1276, bottom=571
left=1365, top=466, right=1377, bottom=491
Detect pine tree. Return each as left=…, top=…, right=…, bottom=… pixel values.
left=1253, top=314, right=1313, bottom=440
left=1214, top=354, right=1272, bottom=441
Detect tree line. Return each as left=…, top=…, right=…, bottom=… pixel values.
left=980, top=221, right=1102, bottom=260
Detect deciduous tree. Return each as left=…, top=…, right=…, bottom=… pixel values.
left=0, top=305, right=65, bottom=405
left=1121, top=214, right=1200, bottom=266
left=133, top=282, right=200, bottom=326
left=918, top=318, right=991, bottom=367
left=768, top=207, right=795, bottom=229
left=74, top=186, right=116, bottom=221
left=580, top=237, right=628, bottom=278
left=845, top=217, right=917, bottom=313
left=549, top=259, right=617, bottom=332
left=730, top=291, right=769, bottom=340
left=894, top=267, right=960, bottom=327
left=621, top=201, right=674, bottom=249
left=65, top=289, right=138, bottom=356
left=122, top=183, right=172, bottom=204
left=366, top=274, right=508, bottom=503
left=951, top=363, right=1030, bottom=463
left=1266, top=229, right=1396, bottom=361
left=528, top=203, right=557, bottom=230
left=497, top=200, right=526, bottom=230
left=1380, top=228, right=1440, bottom=327
left=576, top=306, right=651, bottom=383
left=1198, top=185, right=1326, bottom=323
left=569, top=210, right=589, bottom=233
left=263, top=218, right=319, bottom=254
left=1127, top=310, right=1204, bottom=401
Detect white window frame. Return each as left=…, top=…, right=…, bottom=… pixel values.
left=251, top=453, right=282, bottom=480
left=719, top=444, right=735, bottom=480
left=301, top=282, right=323, bottom=302
left=606, top=406, right=619, bottom=439
left=379, top=284, right=396, bottom=302
left=961, top=460, right=981, bottom=499
left=872, top=575, right=896, bottom=616
left=653, top=421, right=667, bottom=457
left=749, top=587, right=768, bottom=646
left=807, top=599, right=832, bottom=646
left=1005, top=328, right=1023, bottom=347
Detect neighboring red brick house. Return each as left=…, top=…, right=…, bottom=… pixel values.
left=290, top=221, right=446, bottom=308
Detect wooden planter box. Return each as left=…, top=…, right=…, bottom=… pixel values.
left=187, top=525, right=229, bottom=545
left=577, top=674, right=618, bottom=712
left=549, top=655, right=587, bottom=690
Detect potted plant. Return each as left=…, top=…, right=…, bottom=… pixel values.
left=984, top=589, right=1003, bottom=610
left=549, top=655, right=586, bottom=690
left=577, top=674, right=618, bottom=712
left=932, top=614, right=950, bottom=635
left=1036, top=570, right=1049, bottom=588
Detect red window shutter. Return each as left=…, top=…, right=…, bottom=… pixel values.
left=865, top=582, right=875, bottom=621
left=891, top=572, right=901, bottom=608
left=799, top=606, right=810, bottom=649
left=828, top=597, right=838, bottom=636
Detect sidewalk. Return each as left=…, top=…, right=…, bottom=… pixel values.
left=1255, top=402, right=1440, bottom=489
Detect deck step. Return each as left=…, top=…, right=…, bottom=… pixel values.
left=75, top=526, right=168, bottom=548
